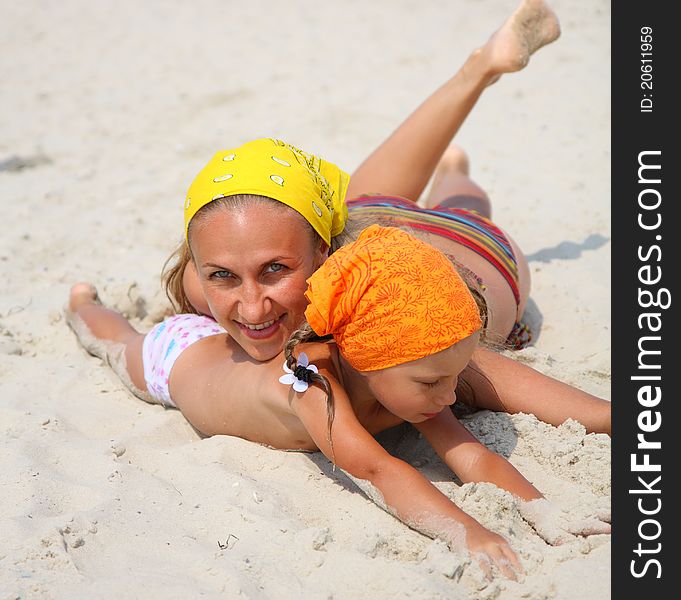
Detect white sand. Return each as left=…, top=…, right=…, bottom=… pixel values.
left=0, top=1, right=610, bottom=598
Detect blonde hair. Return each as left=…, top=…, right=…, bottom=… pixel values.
left=282, top=322, right=337, bottom=462
left=162, top=241, right=195, bottom=314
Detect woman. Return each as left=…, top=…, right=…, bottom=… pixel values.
left=164, top=0, right=610, bottom=434
left=69, top=0, right=610, bottom=435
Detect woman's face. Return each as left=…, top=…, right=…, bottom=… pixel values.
left=363, top=332, right=479, bottom=423
left=190, top=203, right=327, bottom=362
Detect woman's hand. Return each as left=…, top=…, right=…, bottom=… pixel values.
left=462, top=522, right=524, bottom=581
left=518, top=498, right=611, bottom=545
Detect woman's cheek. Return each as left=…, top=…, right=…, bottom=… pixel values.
left=282, top=280, right=312, bottom=315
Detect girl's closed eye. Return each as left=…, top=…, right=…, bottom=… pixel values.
left=420, top=379, right=441, bottom=388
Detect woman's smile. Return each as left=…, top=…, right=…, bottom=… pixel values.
left=189, top=203, right=328, bottom=361
left=234, top=315, right=285, bottom=339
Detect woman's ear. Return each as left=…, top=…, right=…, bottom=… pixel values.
left=314, top=241, right=330, bottom=269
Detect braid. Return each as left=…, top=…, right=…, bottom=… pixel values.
left=283, top=322, right=317, bottom=370
left=284, top=322, right=337, bottom=464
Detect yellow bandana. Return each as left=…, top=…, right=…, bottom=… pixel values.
left=184, top=138, right=350, bottom=245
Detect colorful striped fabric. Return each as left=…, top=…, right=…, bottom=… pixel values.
left=346, top=195, right=520, bottom=306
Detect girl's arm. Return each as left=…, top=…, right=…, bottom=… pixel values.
left=414, top=407, right=542, bottom=501
left=287, top=364, right=522, bottom=579
left=415, top=406, right=611, bottom=544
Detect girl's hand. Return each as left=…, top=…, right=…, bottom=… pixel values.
left=464, top=523, right=524, bottom=581
left=518, top=498, right=611, bottom=545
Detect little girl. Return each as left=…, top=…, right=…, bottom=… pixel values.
left=66, top=225, right=609, bottom=580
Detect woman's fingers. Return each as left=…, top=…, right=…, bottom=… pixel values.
left=518, top=498, right=612, bottom=545
left=526, top=516, right=575, bottom=545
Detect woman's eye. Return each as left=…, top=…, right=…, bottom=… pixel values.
left=211, top=270, right=233, bottom=279
left=421, top=380, right=440, bottom=388
left=267, top=263, right=286, bottom=274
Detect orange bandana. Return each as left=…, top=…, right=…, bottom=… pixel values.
left=305, top=225, right=482, bottom=371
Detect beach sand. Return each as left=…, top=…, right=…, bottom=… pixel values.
left=0, top=0, right=610, bottom=598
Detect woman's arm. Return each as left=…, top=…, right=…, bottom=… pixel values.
left=460, top=347, right=611, bottom=435
left=287, top=366, right=522, bottom=579
left=415, top=407, right=541, bottom=501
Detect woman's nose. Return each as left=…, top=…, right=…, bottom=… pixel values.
left=238, top=281, right=272, bottom=322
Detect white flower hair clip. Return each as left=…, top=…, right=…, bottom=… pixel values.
left=279, top=352, right=318, bottom=393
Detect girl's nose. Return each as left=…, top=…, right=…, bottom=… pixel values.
left=435, top=390, right=456, bottom=407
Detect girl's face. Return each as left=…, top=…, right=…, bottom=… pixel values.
left=363, top=332, right=479, bottom=423
left=190, top=203, right=327, bottom=362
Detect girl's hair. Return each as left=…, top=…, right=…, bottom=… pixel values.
left=161, top=194, right=373, bottom=314
left=443, top=255, right=490, bottom=343
left=283, top=322, right=337, bottom=463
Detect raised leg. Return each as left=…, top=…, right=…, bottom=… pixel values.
left=423, top=145, right=492, bottom=216
left=345, top=0, right=560, bottom=202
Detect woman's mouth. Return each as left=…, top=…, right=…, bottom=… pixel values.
left=235, top=315, right=284, bottom=339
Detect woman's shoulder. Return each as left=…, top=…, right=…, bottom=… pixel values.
left=295, top=340, right=341, bottom=379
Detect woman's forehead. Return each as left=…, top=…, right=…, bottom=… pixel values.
left=194, top=200, right=307, bottom=231
left=191, top=204, right=316, bottom=255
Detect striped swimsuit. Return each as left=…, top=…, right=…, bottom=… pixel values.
left=346, top=195, right=521, bottom=307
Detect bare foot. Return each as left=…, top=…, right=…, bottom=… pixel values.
left=481, top=0, right=561, bottom=81
left=69, top=282, right=101, bottom=313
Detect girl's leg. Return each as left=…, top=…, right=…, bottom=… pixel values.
left=424, top=145, right=532, bottom=321
left=423, top=145, right=492, bottom=216
left=458, top=347, right=611, bottom=435
left=68, top=282, right=147, bottom=392
left=345, top=0, right=560, bottom=202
